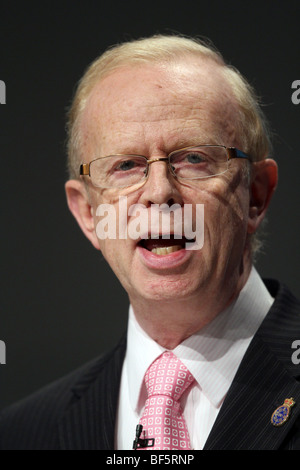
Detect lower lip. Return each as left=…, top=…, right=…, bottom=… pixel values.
left=136, top=245, right=192, bottom=270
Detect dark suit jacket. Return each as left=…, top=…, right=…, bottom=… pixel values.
left=1, top=279, right=300, bottom=450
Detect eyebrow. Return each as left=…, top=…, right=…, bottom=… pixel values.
left=171, top=133, right=222, bottom=150
left=97, top=131, right=223, bottom=158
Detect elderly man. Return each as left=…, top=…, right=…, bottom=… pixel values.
left=1, top=34, right=300, bottom=450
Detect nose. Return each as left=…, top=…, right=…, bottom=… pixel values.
left=139, top=158, right=183, bottom=207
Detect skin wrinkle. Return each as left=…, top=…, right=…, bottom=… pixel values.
left=80, top=61, right=239, bottom=163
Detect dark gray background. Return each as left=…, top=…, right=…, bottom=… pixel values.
left=1, top=1, right=299, bottom=409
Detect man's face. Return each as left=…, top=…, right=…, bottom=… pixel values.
left=75, top=59, right=256, bottom=309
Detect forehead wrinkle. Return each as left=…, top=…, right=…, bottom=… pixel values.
left=114, top=93, right=207, bottom=122
left=80, top=62, right=240, bottom=161
left=81, top=107, right=231, bottom=159
left=114, top=92, right=238, bottom=149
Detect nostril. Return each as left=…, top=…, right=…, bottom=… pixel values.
left=149, top=197, right=176, bottom=207
left=167, top=198, right=175, bottom=206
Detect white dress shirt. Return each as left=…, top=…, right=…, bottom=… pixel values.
left=115, top=267, right=274, bottom=450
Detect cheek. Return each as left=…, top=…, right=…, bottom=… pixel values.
left=196, top=178, right=250, bottom=247
left=90, top=192, right=136, bottom=272
left=92, top=191, right=142, bottom=244
left=96, top=237, right=132, bottom=289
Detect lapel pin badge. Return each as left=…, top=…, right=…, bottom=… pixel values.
left=271, top=398, right=295, bottom=427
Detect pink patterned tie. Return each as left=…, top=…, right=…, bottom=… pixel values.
left=138, top=351, right=195, bottom=450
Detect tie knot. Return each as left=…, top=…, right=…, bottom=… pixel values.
left=144, top=351, right=194, bottom=402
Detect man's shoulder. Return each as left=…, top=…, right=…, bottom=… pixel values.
left=259, top=278, right=300, bottom=374
left=262, top=278, right=300, bottom=339
left=264, top=277, right=300, bottom=315
left=0, top=335, right=126, bottom=449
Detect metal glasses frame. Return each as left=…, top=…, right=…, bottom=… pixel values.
left=79, top=145, right=251, bottom=187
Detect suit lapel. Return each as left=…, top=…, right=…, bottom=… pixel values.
left=204, top=336, right=300, bottom=449
left=58, top=335, right=126, bottom=450
left=204, top=281, right=300, bottom=450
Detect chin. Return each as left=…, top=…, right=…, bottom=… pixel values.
left=132, top=276, right=199, bottom=302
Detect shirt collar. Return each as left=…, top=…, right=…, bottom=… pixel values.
left=125, top=267, right=274, bottom=411
left=126, top=306, right=164, bottom=413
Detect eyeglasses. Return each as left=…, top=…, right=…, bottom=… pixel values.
left=79, top=144, right=251, bottom=189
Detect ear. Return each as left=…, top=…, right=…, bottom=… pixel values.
left=65, top=179, right=100, bottom=250
left=247, top=158, right=278, bottom=234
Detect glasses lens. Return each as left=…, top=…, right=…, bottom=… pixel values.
left=170, top=146, right=228, bottom=179
left=90, top=155, right=148, bottom=188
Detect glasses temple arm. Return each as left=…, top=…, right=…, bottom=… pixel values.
left=80, top=163, right=90, bottom=176
left=227, top=148, right=252, bottom=162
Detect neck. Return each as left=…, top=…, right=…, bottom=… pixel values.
left=129, top=262, right=252, bottom=349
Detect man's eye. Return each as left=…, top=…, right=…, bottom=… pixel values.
left=185, top=152, right=205, bottom=164
left=115, top=160, right=136, bottom=171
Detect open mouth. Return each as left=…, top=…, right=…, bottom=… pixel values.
left=138, top=235, right=193, bottom=256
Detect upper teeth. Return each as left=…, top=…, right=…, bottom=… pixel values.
left=151, top=246, right=182, bottom=255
